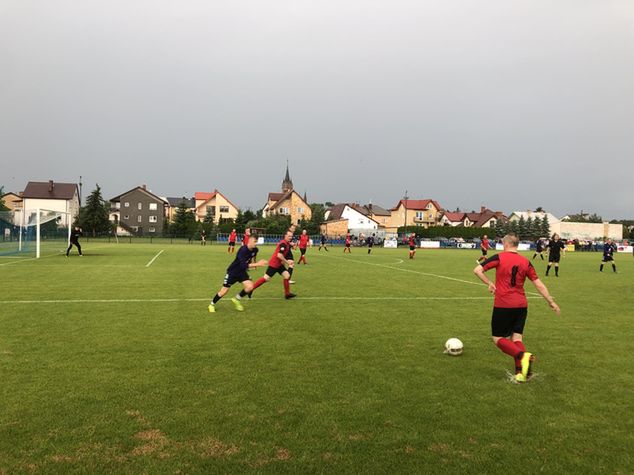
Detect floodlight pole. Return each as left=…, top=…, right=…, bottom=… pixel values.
left=36, top=208, right=41, bottom=259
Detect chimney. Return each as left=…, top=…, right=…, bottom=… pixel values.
left=142, top=184, right=147, bottom=190
left=480, top=206, right=486, bottom=213
left=48, top=180, right=54, bottom=192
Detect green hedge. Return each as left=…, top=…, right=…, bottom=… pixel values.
left=397, top=226, right=491, bottom=239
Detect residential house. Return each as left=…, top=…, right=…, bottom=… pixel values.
left=110, top=185, right=169, bottom=235
left=323, top=203, right=379, bottom=234
left=439, top=211, right=467, bottom=227
left=261, top=164, right=312, bottom=225
left=21, top=180, right=80, bottom=226
left=389, top=199, right=443, bottom=230
left=0, top=192, right=23, bottom=213
left=360, top=203, right=392, bottom=229
left=166, top=197, right=196, bottom=222
left=194, top=189, right=239, bottom=223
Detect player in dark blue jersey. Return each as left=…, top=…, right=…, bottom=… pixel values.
left=600, top=238, right=617, bottom=273
left=318, top=234, right=329, bottom=252
left=367, top=233, right=376, bottom=254
left=532, top=238, right=545, bottom=260
left=208, top=234, right=267, bottom=313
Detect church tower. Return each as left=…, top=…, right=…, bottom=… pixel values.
left=282, top=161, right=294, bottom=192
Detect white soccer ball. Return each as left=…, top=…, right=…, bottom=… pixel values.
left=444, top=338, right=464, bottom=356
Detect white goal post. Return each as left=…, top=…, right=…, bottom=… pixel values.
left=25, top=208, right=73, bottom=258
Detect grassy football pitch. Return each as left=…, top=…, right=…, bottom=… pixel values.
left=1, top=243, right=632, bottom=474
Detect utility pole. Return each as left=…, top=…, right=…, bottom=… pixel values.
left=79, top=175, right=83, bottom=205
left=403, top=190, right=409, bottom=238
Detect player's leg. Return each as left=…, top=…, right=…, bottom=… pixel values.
left=209, top=283, right=230, bottom=313
left=611, top=258, right=617, bottom=273
left=546, top=260, right=552, bottom=275
left=231, top=278, right=252, bottom=311
left=66, top=243, right=73, bottom=257
left=492, top=309, right=526, bottom=381
left=281, top=269, right=296, bottom=299
left=554, top=262, right=559, bottom=276
left=76, top=242, right=83, bottom=256
left=600, top=259, right=604, bottom=272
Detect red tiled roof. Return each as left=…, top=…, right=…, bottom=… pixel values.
left=268, top=192, right=285, bottom=202
left=391, top=199, right=442, bottom=211
left=443, top=212, right=466, bottom=222
left=195, top=192, right=213, bottom=201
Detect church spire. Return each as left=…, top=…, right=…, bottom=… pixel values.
left=282, top=160, right=293, bottom=192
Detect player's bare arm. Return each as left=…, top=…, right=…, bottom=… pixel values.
left=473, top=265, right=496, bottom=294
left=531, top=278, right=560, bottom=314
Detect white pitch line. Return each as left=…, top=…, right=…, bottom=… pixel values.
left=324, top=253, right=542, bottom=296
left=145, top=250, right=164, bottom=268
left=0, top=296, right=542, bottom=305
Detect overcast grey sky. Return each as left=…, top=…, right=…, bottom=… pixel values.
left=1, top=1, right=633, bottom=218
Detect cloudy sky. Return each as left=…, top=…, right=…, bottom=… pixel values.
left=1, top=0, right=633, bottom=218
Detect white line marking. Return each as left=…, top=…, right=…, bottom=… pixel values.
left=0, top=296, right=542, bottom=305
left=323, top=253, right=541, bottom=296
left=145, top=250, right=164, bottom=268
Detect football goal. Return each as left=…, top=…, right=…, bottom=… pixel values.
left=0, top=208, right=72, bottom=258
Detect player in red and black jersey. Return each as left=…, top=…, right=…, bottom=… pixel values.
left=344, top=233, right=352, bottom=253
left=546, top=233, right=565, bottom=277
left=408, top=233, right=417, bottom=259
left=242, top=227, right=251, bottom=246
left=474, top=233, right=560, bottom=383
left=477, top=235, right=490, bottom=264
left=250, top=229, right=296, bottom=299
left=228, top=229, right=237, bottom=253
left=298, top=229, right=310, bottom=264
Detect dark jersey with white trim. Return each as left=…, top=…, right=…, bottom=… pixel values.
left=227, top=246, right=258, bottom=275
left=70, top=229, right=82, bottom=243
left=603, top=243, right=617, bottom=260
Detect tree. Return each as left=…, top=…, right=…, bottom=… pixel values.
left=77, top=184, right=112, bottom=237
left=517, top=216, right=527, bottom=239
left=541, top=215, right=551, bottom=237
left=171, top=200, right=197, bottom=237
left=0, top=186, right=8, bottom=211
left=325, top=201, right=335, bottom=208
left=534, top=207, right=544, bottom=212
left=531, top=216, right=542, bottom=239
left=509, top=220, right=519, bottom=235
left=203, top=207, right=215, bottom=224
left=525, top=217, right=534, bottom=239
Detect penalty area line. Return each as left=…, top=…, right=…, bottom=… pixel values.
left=0, top=296, right=542, bottom=305
left=145, top=250, right=164, bottom=268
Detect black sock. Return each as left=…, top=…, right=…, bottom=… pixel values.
left=541, top=255, right=544, bottom=260
left=555, top=266, right=559, bottom=276
left=212, top=293, right=222, bottom=304
left=600, top=264, right=604, bottom=271
left=546, top=265, right=551, bottom=275
left=532, top=254, right=536, bottom=260
left=239, top=290, right=247, bottom=297
left=612, top=264, right=616, bottom=272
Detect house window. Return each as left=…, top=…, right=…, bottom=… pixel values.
left=297, top=207, right=304, bottom=214
left=123, top=215, right=129, bottom=220
left=115, top=202, right=120, bottom=209
left=124, top=202, right=129, bottom=207
left=426, top=203, right=433, bottom=209
left=149, top=216, right=157, bottom=223
left=138, top=203, right=142, bottom=210
left=219, top=206, right=229, bottom=213
left=415, top=211, right=424, bottom=220
left=428, top=213, right=433, bottom=219
left=279, top=207, right=289, bottom=215
left=149, top=203, right=158, bottom=211
left=206, top=206, right=216, bottom=215
left=137, top=215, right=142, bottom=223
left=149, top=226, right=156, bottom=233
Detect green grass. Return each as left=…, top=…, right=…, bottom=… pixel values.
left=1, top=243, right=633, bottom=474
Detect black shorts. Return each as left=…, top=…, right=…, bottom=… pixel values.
left=368, top=243, right=374, bottom=248
left=223, top=271, right=249, bottom=288
left=602, top=256, right=614, bottom=262
left=300, top=248, right=307, bottom=255
left=320, top=241, right=326, bottom=245
left=265, top=265, right=286, bottom=278
left=409, top=245, right=415, bottom=251
left=345, top=243, right=351, bottom=248
left=481, top=249, right=488, bottom=256
left=491, top=307, right=527, bottom=337
left=549, top=255, right=561, bottom=263
left=228, top=241, right=236, bottom=247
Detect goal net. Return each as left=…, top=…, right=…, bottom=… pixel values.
left=0, top=209, right=72, bottom=258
